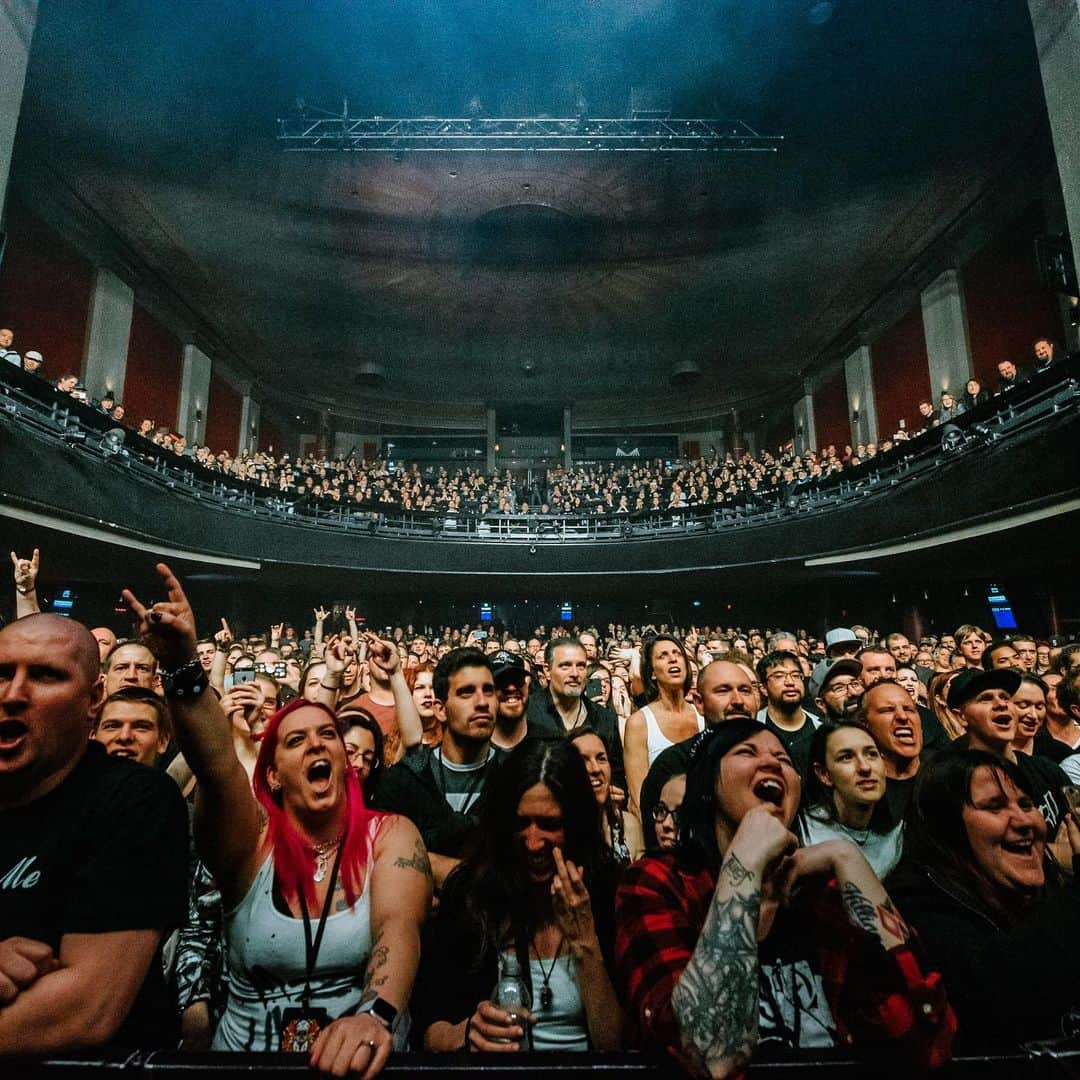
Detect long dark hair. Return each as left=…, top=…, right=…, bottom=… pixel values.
left=568, top=723, right=623, bottom=837
left=678, top=718, right=770, bottom=874
left=896, top=749, right=1053, bottom=925
left=337, top=707, right=384, bottom=799
left=443, top=737, right=608, bottom=969
left=641, top=634, right=693, bottom=699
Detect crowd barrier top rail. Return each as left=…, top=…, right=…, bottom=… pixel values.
left=10, top=1044, right=1080, bottom=1080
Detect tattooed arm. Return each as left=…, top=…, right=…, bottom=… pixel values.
left=363, top=815, right=432, bottom=1014
left=787, top=840, right=911, bottom=952
left=671, top=806, right=797, bottom=1079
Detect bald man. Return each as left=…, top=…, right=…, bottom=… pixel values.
left=0, top=614, right=187, bottom=1054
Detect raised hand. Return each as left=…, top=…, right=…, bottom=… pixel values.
left=551, top=848, right=600, bottom=959
left=364, top=632, right=399, bottom=678
left=344, top=605, right=357, bottom=621
left=323, top=634, right=353, bottom=677
left=269, top=622, right=284, bottom=641
left=214, top=617, right=233, bottom=648
left=10, top=548, right=39, bottom=593
left=313, top=605, right=329, bottom=623
left=121, top=563, right=198, bottom=670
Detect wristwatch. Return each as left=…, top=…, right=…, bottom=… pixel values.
left=161, top=656, right=209, bottom=699
left=359, top=996, right=398, bottom=1031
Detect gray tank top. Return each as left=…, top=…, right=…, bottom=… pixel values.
left=213, top=823, right=377, bottom=1051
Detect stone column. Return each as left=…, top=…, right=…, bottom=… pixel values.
left=82, top=268, right=134, bottom=401
left=793, top=384, right=816, bottom=454
left=921, top=268, right=973, bottom=398
left=486, top=406, right=496, bottom=473
left=239, top=393, right=260, bottom=455
left=844, top=344, right=878, bottom=446
left=177, top=344, right=211, bottom=445
left=562, top=405, right=572, bottom=469
left=1028, top=0, right=1080, bottom=300
left=0, top=1, right=35, bottom=215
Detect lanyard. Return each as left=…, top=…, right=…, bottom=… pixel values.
left=297, top=841, right=344, bottom=1008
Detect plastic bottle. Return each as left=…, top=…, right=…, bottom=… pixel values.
left=492, top=953, right=532, bottom=1047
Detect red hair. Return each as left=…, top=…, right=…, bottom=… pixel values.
left=253, top=698, right=380, bottom=908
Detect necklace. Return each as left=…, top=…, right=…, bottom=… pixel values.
left=532, top=934, right=565, bottom=1011
left=309, top=832, right=344, bottom=883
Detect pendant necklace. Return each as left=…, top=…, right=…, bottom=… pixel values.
left=532, top=934, right=565, bottom=1011
left=309, top=832, right=344, bottom=883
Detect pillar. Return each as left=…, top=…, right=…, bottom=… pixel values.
left=0, top=1, right=35, bottom=215
left=793, top=383, right=816, bottom=454
left=844, top=344, right=878, bottom=446
left=562, top=405, right=572, bottom=469
left=1028, top=0, right=1080, bottom=303
left=177, top=344, right=211, bottom=445
left=921, top=269, right=973, bottom=398
left=82, top=268, right=134, bottom=401
left=239, top=393, right=260, bottom=455
left=486, top=406, right=496, bottom=473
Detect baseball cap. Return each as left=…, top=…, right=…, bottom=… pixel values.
left=946, top=668, right=1023, bottom=711
left=490, top=650, right=525, bottom=684
left=825, top=628, right=860, bottom=656
left=809, top=657, right=862, bottom=700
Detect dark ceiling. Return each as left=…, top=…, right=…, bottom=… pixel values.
left=13, top=0, right=1050, bottom=421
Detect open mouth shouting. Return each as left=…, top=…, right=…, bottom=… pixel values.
left=0, top=718, right=28, bottom=755
left=305, top=757, right=334, bottom=795
left=891, top=724, right=917, bottom=747
left=753, top=776, right=786, bottom=809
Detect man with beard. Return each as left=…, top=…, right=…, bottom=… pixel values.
left=810, top=658, right=864, bottom=722
left=488, top=650, right=529, bottom=750
left=755, top=651, right=820, bottom=781
left=638, top=659, right=760, bottom=847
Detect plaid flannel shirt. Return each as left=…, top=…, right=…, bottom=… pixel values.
left=615, top=853, right=956, bottom=1072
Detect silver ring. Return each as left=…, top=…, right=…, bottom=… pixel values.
left=367, top=1039, right=377, bottom=1048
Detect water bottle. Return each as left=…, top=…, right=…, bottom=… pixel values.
left=492, top=953, right=532, bottom=1047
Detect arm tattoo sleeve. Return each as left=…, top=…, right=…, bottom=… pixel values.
left=671, top=855, right=762, bottom=1074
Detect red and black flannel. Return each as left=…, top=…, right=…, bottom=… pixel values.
left=614, top=853, right=956, bottom=1073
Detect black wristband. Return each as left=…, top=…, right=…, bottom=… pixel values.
left=161, top=657, right=209, bottom=699
left=462, top=1015, right=472, bottom=1051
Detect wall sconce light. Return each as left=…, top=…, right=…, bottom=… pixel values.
left=560, top=443, right=565, bottom=452
left=195, top=408, right=203, bottom=422
left=851, top=409, right=860, bottom=424
left=494, top=442, right=500, bottom=452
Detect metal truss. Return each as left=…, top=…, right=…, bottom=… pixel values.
left=276, top=115, right=782, bottom=153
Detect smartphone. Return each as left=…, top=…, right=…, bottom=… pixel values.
left=586, top=678, right=605, bottom=698
left=254, top=662, right=268, bottom=674
left=475, top=630, right=488, bottom=640
left=233, top=668, right=256, bottom=685
left=273, top=662, right=288, bottom=679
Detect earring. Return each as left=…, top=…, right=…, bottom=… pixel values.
left=269, top=780, right=281, bottom=793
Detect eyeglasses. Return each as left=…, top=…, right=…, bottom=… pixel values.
left=652, top=802, right=679, bottom=823
left=767, top=670, right=804, bottom=683
left=350, top=750, right=377, bottom=768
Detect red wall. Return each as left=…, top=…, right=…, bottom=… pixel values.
left=124, top=303, right=181, bottom=430
left=205, top=372, right=243, bottom=454
left=0, top=203, right=93, bottom=378
left=963, top=201, right=1063, bottom=387
left=813, top=368, right=849, bottom=450
left=871, top=305, right=930, bottom=437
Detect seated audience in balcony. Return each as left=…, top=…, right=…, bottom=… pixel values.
left=121, top=564, right=429, bottom=1072
left=888, top=749, right=1080, bottom=1053
left=1031, top=336, right=1059, bottom=375
left=938, top=390, right=962, bottom=421
left=961, top=377, right=989, bottom=411
left=615, top=719, right=955, bottom=1075
left=996, top=358, right=1029, bottom=393
left=570, top=725, right=644, bottom=866
left=416, top=738, right=626, bottom=1053
left=0, top=325, right=18, bottom=366
left=0, top=612, right=188, bottom=1054
left=798, top=720, right=904, bottom=878
left=22, top=350, right=43, bottom=376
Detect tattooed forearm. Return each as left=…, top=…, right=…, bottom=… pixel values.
left=841, top=882, right=911, bottom=946
left=362, top=930, right=390, bottom=997
left=672, top=855, right=762, bottom=1075
left=394, top=837, right=433, bottom=881
left=720, top=853, right=755, bottom=889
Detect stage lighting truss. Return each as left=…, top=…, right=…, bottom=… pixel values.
left=276, top=114, right=782, bottom=154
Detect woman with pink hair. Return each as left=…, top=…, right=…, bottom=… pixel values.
left=124, top=564, right=430, bottom=1076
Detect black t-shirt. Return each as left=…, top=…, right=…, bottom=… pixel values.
left=1014, top=752, right=1068, bottom=838
left=762, top=716, right=817, bottom=785
left=872, top=775, right=916, bottom=832
left=0, top=741, right=189, bottom=1048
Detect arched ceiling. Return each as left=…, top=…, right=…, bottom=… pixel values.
left=13, top=0, right=1051, bottom=422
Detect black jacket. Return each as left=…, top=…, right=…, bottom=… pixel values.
left=526, top=693, right=626, bottom=790
left=888, top=860, right=1080, bottom=1051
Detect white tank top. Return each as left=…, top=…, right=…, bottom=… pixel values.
left=643, top=704, right=705, bottom=766
left=213, top=820, right=379, bottom=1051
